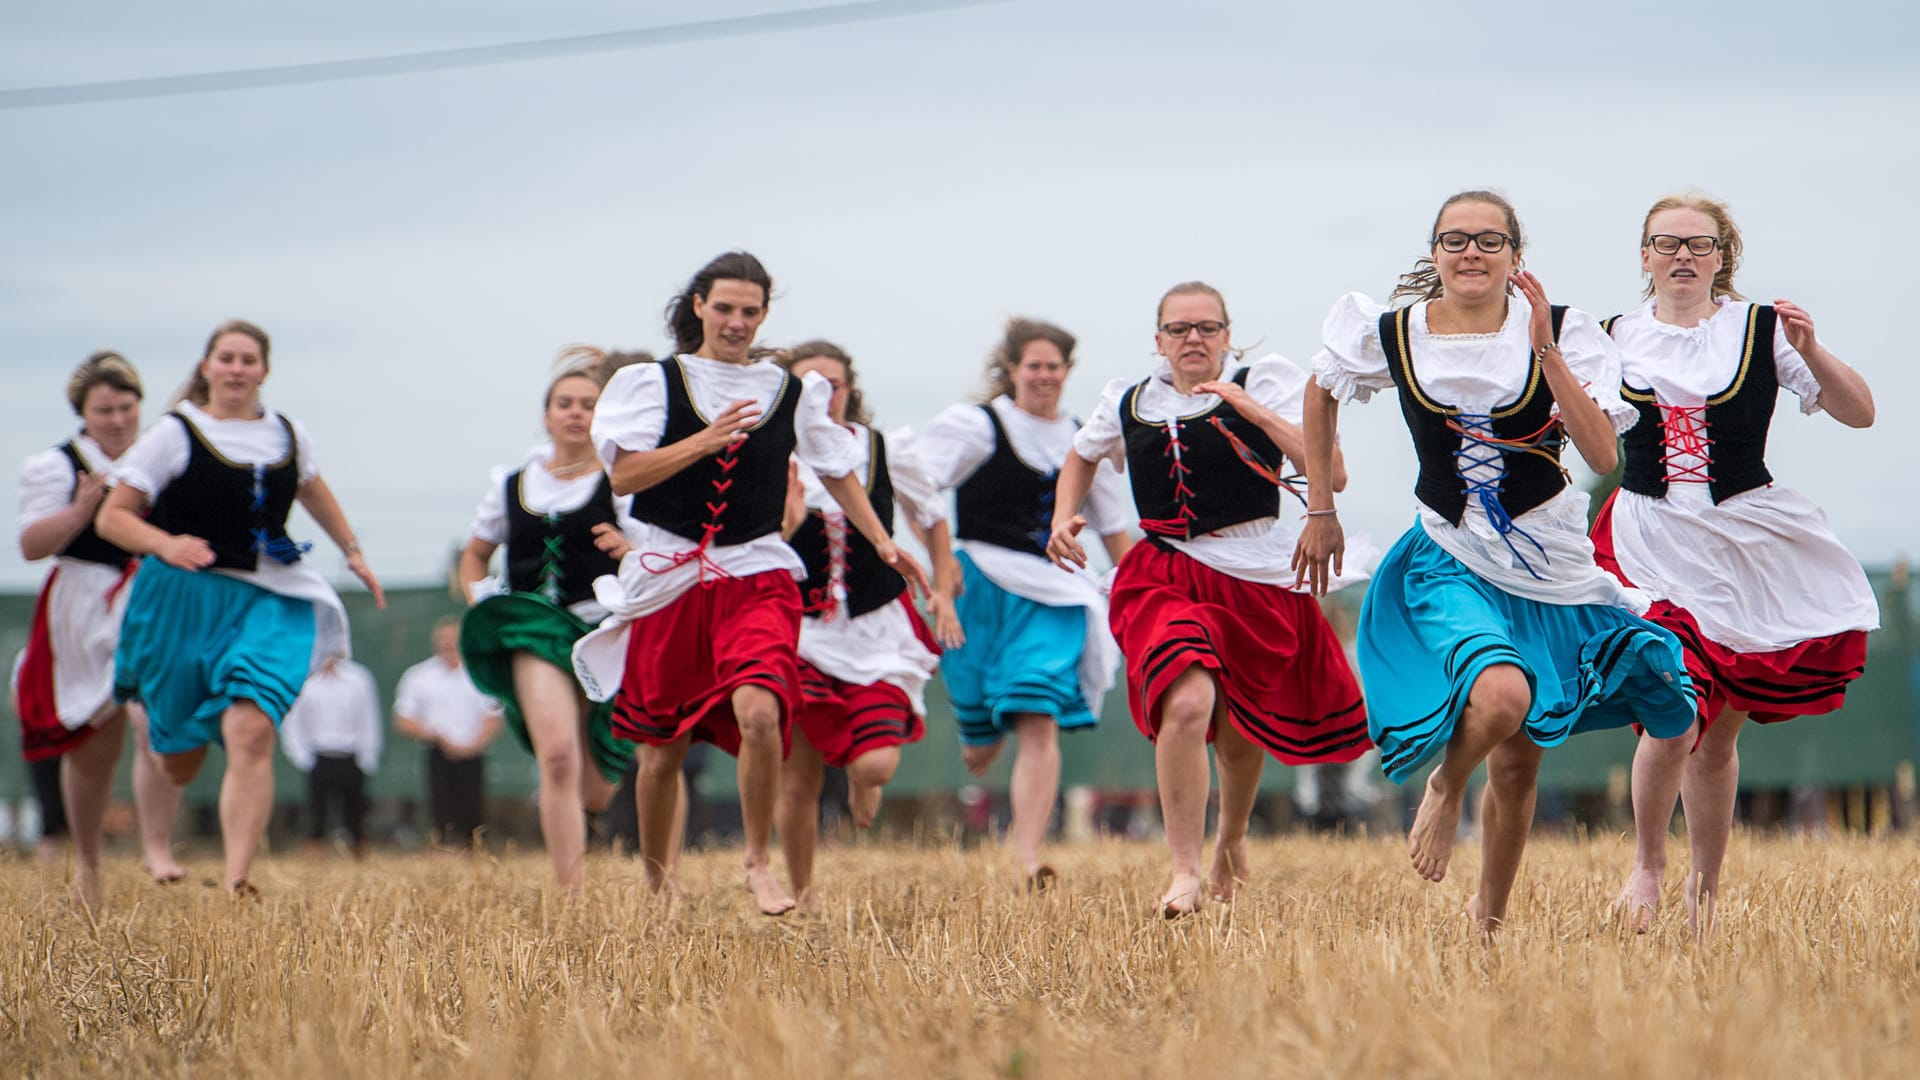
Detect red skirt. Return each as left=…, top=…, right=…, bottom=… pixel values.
left=794, top=595, right=937, bottom=768
left=15, top=568, right=95, bottom=762
left=1108, top=540, right=1370, bottom=764
left=1592, top=492, right=1867, bottom=731
left=609, top=570, right=802, bottom=757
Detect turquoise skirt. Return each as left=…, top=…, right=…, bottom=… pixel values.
left=1360, top=523, right=1696, bottom=783
left=942, top=551, right=1095, bottom=745
left=114, top=560, right=317, bottom=756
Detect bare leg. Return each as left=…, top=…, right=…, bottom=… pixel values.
left=61, top=711, right=129, bottom=910
left=960, top=737, right=1004, bottom=777
left=1409, top=665, right=1530, bottom=883
left=734, top=684, right=796, bottom=916
left=514, top=654, right=592, bottom=891
left=1009, top=713, right=1060, bottom=880
left=846, top=746, right=900, bottom=830
left=635, top=737, right=692, bottom=893
left=1210, top=708, right=1265, bottom=905
left=218, top=702, right=277, bottom=891
left=1613, top=722, right=1694, bottom=931
left=158, top=746, right=210, bottom=786
left=1680, top=711, right=1747, bottom=939
left=127, top=704, right=184, bottom=881
left=1467, top=732, right=1544, bottom=934
left=667, top=770, right=689, bottom=872
left=776, top=736, right=826, bottom=905
left=1152, top=668, right=1214, bottom=915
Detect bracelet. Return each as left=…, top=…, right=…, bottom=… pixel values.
left=1534, top=341, right=1561, bottom=361
left=1306, top=509, right=1339, bottom=518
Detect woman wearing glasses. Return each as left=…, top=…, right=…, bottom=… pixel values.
left=1591, top=193, right=1877, bottom=937
left=919, top=318, right=1133, bottom=889
left=772, top=341, right=946, bottom=906
left=1294, top=190, right=1697, bottom=934
left=1048, top=282, right=1371, bottom=917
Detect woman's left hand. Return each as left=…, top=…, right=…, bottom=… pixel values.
left=590, top=522, right=634, bottom=561
left=875, top=539, right=930, bottom=597
left=1509, top=269, right=1556, bottom=353
left=1775, top=299, right=1819, bottom=355
left=346, top=551, right=387, bottom=609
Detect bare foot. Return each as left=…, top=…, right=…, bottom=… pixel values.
left=1686, top=874, right=1719, bottom=941
left=1465, top=893, right=1502, bottom=940
left=961, top=742, right=1002, bottom=778
left=1408, top=772, right=1464, bottom=882
left=70, top=869, right=103, bottom=913
left=1025, top=864, right=1057, bottom=893
left=1161, top=873, right=1204, bottom=919
left=745, top=866, right=797, bottom=916
left=229, top=879, right=261, bottom=900
left=143, top=854, right=186, bottom=884
left=849, top=781, right=883, bottom=830
left=1610, top=864, right=1663, bottom=933
left=1209, top=838, right=1249, bottom=903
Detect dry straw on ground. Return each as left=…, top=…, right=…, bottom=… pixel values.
left=3, top=833, right=1917, bottom=1078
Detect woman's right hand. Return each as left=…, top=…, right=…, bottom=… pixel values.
left=1290, top=514, right=1344, bottom=596
left=157, top=534, right=216, bottom=571
left=1046, top=514, right=1089, bottom=571
left=698, top=398, right=763, bottom=453
left=927, top=590, right=965, bottom=650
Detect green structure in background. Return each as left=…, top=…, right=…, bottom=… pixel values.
left=1, top=570, right=1913, bottom=805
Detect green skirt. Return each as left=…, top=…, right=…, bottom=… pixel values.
left=459, top=593, right=633, bottom=784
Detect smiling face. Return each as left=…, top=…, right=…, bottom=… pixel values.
left=691, top=279, right=768, bottom=363
left=1155, top=290, right=1231, bottom=385
left=1642, top=206, right=1725, bottom=311
left=1009, top=339, right=1068, bottom=415
left=789, top=355, right=850, bottom=424
left=199, top=331, right=268, bottom=413
left=543, top=374, right=600, bottom=455
left=79, top=384, right=141, bottom=456
left=1432, top=200, right=1519, bottom=304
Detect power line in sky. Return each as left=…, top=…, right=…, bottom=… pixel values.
left=0, top=0, right=1000, bottom=111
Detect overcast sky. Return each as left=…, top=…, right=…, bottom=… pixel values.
left=4, top=0, right=1913, bottom=593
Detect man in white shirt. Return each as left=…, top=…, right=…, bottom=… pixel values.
left=394, top=617, right=503, bottom=849
left=280, top=657, right=383, bottom=858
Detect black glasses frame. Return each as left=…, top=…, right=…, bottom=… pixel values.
left=1644, top=234, right=1721, bottom=256
left=1432, top=230, right=1515, bottom=254
left=1158, top=320, right=1228, bottom=339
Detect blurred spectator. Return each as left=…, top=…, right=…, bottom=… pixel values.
left=394, top=618, right=502, bottom=849
left=280, top=657, right=383, bottom=857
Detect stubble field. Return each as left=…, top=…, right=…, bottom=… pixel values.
left=4, top=833, right=1917, bottom=1078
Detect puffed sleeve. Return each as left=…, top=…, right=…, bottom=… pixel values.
left=467, top=465, right=512, bottom=545
left=592, top=363, right=669, bottom=467
left=1071, top=378, right=1133, bottom=468
left=1770, top=312, right=1826, bottom=416
left=1243, top=354, right=1311, bottom=424
left=109, top=415, right=191, bottom=499
left=1555, top=308, right=1639, bottom=434
left=1082, top=458, right=1136, bottom=537
left=881, top=427, right=948, bottom=531
left=916, top=402, right=997, bottom=492
left=287, top=415, right=321, bottom=485
left=1311, top=292, right=1396, bottom=404
left=17, top=449, right=75, bottom=532
left=793, top=370, right=862, bottom=478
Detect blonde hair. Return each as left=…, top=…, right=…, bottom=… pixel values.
left=174, top=319, right=271, bottom=407
left=1390, top=190, right=1525, bottom=307
left=545, top=344, right=653, bottom=406
left=1155, top=281, right=1232, bottom=326
left=1640, top=191, right=1745, bottom=301
left=66, top=351, right=143, bottom=415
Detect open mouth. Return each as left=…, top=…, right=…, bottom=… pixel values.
left=1671, top=269, right=1697, bottom=278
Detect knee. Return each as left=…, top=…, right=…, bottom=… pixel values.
left=536, top=742, right=581, bottom=789
left=1486, top=744, right=1543, bottom=791
left=1692, top=723, right=1741, bottom=771
left=1157, top=674, right=1215, bottom=741
left=1014, top=715, right=1059, bottom=755
left=639, top=744, right=690, bottom=782
left=778, top=771, right=822, bottom=811
left=848, top=748, right=899, bottom=788
left=1468, top=667, right=1532, bottom=735
left=223, top=708, right=276, bottom=761
left=159, top=751, right=202, bottom=787
left=734, top=690, right=781, bottom=743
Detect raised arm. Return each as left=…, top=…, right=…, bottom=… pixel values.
left=607, top=399, right=761, bottom=496
left=1777, top=300, right=1875, bottom=428
left=19, top=469, right=109, bottom=562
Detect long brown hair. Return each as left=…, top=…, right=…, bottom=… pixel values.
left=1390, top=190, right=1526, bottom=307
left=174, top=319, right=271, bottom=407
left=664, top=252, right=773, bottom=356
left=982, top=317, right=1076, bottom=401
left=66, top=351, right=143, bottom=415
left=778, top=340, right=871, bottom=425
left=1640, top=192, right=1745, bottom=301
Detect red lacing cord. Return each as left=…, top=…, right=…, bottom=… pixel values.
left=801, top=510, right=849, bottom=620
left=1657, top=404, right=1711, bottom=483
left=1207, top=416, right=1307, bottom=505
left=637, top=440, right=737, bottom=583
left=1140, top=415, right=1200, bottom=538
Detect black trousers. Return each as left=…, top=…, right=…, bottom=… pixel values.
left=307, top=753, right=368, bottom=844
left=427, top=746, right=485, bottom=847
left=29, top=755, right=68, bottom=838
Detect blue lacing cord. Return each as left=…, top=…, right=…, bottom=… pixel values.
left=1029, top=471, right=1059, bottom=552
left=1452, top=412, right=1547, bottom=581
left=249, top=462, right=312, bottom=565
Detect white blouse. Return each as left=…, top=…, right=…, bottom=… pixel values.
left=1313, top=292, right=1642, bottom=609
left=1602, top=300, right=1878, bottom=651
left=19, top=433, right=112, bottom=535
left=108, top=402, right=351, bottom=666
left=466, top=445, right=640, bottom=622
left=1076, top=354, right=1372, bottom=590
left=572, top=357, right=864, bottom=701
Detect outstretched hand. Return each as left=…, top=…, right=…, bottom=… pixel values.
left=1509, top=270, right=1555, bottom=351
left=1290, top=515, right=1344, bottom=597
left=1046, top=514, right=1089, bottom=571
left=877, top=540, right=930, bottom=598
left=347, top=550, right=387, bottom=609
